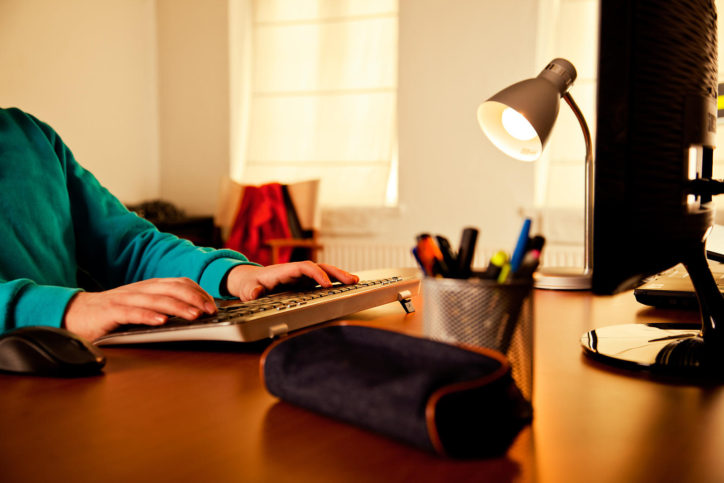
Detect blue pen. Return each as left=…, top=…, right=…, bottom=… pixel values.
left=509, top=218, right=532, bottom=274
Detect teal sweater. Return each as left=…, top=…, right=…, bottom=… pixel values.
left=0, top=108, right=253, bottom=334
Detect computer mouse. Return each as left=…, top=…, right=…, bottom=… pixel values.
left=0, top=326, right=106, bottom=377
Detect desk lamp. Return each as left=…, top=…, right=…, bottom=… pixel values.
left=477, top=58, right=592, bottom=290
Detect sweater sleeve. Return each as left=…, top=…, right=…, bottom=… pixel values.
left=0, top=280, right=81, bottom=332
left=0, top=112, right=257, bottom=334
left=41, top=120, right=258, bottom=296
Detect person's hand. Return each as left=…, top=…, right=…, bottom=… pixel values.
left=64, top=278, right=217, bottom=341
left=225, top=262, right=359, bottom=301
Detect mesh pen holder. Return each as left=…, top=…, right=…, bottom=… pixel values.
left=423, top=277, right=534, bottom=402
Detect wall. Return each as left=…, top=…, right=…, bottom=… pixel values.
left=370, top=0, right=540, bottom=250
left=0, top=0, right=542, bottom=254
left=4, top=0, right=724, bottom=268
left=156, top=0, right=232, bottom=216
left=0, top=0, right=159, bottom=204
left=0, top=0, right=231, bottom=215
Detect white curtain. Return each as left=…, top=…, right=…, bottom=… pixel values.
left=230, top=0, right=399, bottom=208
left=530, top=0, right=598, bottom=249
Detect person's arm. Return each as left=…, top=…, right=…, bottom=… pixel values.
left=42, top=124, right=361, bottom=339
left=61, top=151, right=255, bottom=293
left=2, top=112, right=357, bottom=341
left=14, top=113, right=258, bottom=339
left=64, top=262, right=359, bottom=341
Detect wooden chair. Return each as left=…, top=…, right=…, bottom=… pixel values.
left=215, top=178, right=323, bottom=264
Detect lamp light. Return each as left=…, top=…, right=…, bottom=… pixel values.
left=478, top=58, right=593, bottom=290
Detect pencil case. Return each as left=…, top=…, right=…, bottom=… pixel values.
left=260, top=324, right=532, bottom=458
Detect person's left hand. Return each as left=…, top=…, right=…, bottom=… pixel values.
left=225, top=262, right=359, bottom=301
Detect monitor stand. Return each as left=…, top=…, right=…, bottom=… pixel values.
left=581, top=241, right=724, bottom=378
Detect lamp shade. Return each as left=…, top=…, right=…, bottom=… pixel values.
left=477, top=58, right=577, bottom=161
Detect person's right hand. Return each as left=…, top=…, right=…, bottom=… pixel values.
left=63, top=278, right=217, bottom=341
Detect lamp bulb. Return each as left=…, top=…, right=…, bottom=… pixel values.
left=501, top=107, right=538, bottom=141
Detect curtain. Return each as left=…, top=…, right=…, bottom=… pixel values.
left=230, top=0, right=399, bottom=208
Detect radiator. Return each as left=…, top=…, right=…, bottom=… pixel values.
left=318, top=239, right=583, bottom=273
left=318, top=240, right=416, bottom=272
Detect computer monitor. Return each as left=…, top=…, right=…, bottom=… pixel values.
left=581, top=0, right=724, bottom=376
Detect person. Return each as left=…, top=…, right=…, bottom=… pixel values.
left=0, top=107, right=358, bottom=341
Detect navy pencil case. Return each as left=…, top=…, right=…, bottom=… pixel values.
left=260, top=324, right=532, bottom=458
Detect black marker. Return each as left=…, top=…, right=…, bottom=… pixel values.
left=435, top=235, right=458, bottom=277
left=456, top=227, right=478, bottom=279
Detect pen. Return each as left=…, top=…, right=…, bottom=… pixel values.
left=456, top=227, right=478, bottom=279
left=483, top=250, right=508, bottom=280
left=513, top=251, right=541, bottom=280
left=435, top=235, right=458, bottom=277
left=525, top=235, right=545, bottom=255
left=514, top=235, right=545, bottom=280
left=416, top=233, right=432, bottom=243
left=497, top=262, right=512, bottom=284
left=509, top=218, right=532, bottom=274
left=416, top=234, right=446, bottom=276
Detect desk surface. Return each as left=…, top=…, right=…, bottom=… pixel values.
left=1, top=286, right=723, bottom=483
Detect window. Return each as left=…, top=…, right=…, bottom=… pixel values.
left=231, top=0, right=399, bottom=208
left=534, top=0, right=598, bottom=211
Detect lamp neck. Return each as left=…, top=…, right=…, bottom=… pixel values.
left=539, top=58, right=577, bottom=95
left=562, top=92, right=594, bottom=274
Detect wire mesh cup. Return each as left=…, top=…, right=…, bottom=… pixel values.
left=422, top=277, right=534, bottom=402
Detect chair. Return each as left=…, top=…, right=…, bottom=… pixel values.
left=266, top=179, right=323, bottom=264
left=215, top=178, right=323, bottom=265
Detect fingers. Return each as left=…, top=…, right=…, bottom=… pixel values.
left=112, top=292, right=207, bottom=320
left=246, top=284, right=265, bottom=302
left=63, top=278, right=218, bottom=341
left=281, top=261, right=333, bottom=287
left=64, top=292, right=169, bottom=341
left=101, top=304, right=170, bottom=326
left=116, top=278, right=217, bottom=314
left=317, top=263, right=359, bottom=285
left=281, top=261, right=359, bottom=287
left=225, top=262, right=359, bottom=301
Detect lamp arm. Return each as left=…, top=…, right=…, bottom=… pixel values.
left=562, top=92, right=594, bottom=274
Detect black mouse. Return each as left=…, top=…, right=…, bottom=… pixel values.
left=0, top=326, right=106, bottom=377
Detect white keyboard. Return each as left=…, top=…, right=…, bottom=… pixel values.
left=95, top=274, right=420, bottom=345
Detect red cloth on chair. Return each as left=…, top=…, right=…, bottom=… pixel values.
left=224, top=183, right=293, bottom=265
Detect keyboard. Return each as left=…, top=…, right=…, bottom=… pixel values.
left=95, top=273, right=421, bottom=345
left=633, top=261, right=724, bottom=309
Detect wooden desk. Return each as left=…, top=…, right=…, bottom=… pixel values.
left=1, top=289, right=723, bottom=483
